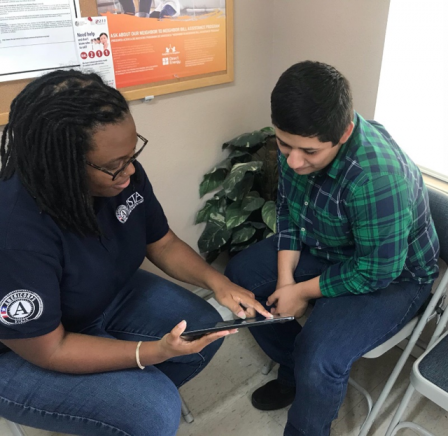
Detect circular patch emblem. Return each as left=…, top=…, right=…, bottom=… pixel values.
left=0, top=290, right=44, bottom=325
left=116, top=205, right=130, bottom=223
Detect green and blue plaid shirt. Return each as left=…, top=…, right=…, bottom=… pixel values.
left=276, top=112, right=440, bottom=297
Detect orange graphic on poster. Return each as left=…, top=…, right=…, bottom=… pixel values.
left=103, top=11, right=227, bottom=88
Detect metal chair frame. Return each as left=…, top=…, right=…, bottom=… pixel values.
left=356, top=269, right=448, bottom=435
left=385, top=301, right=448, bottom=436
left=6, top=421, right=25, bottom=436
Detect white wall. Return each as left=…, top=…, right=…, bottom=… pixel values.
left=270, top=0, right=391, bottom=119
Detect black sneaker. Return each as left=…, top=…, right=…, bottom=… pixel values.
left=251, top=379, right=296, bottom=411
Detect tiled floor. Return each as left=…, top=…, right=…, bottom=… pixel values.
left=2, top=315, right=447, bottom=436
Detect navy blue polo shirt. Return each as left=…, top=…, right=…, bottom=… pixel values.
left=0, top=162, right=168, bottom=352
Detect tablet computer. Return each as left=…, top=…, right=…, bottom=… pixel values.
left=181, top=314, right=295, bottom=341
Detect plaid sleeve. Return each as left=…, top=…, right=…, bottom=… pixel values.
left=320, top=174, right=412, bottom=297
left=275, top=152, right=301, bottom=252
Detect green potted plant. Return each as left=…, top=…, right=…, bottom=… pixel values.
left=196, top=127, right=279, bottom=263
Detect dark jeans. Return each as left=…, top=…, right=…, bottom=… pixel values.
left=0, top=270, right=223, bottom=436
left=225, top=237, right=433, bottom=436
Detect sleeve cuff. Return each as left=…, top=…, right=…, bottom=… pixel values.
left=275, top=232, right=302, bottom=251
left=320, top=263, right=358, bottom=297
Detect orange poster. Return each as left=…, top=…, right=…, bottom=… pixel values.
left=98, top=3, right=227, bottom=89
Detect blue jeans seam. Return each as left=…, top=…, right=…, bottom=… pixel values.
left=250, top=279, right=277, bottom=293
left=331, top=379, right=345, bottom=423
left=0, top=395, right=132, bottom=436
left=175, top=358, right=205, bottom=388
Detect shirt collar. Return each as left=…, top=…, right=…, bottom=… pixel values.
left=324, top=112, right=359, bottom=180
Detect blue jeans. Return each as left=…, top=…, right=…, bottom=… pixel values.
left=0, top=270, right=223, bottom=436
left=225, top=238, right=433, bottom=436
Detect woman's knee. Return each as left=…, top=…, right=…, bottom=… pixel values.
left=0, top=360, right=182, bottom=436
left=117, top=374, right=181, bottom=436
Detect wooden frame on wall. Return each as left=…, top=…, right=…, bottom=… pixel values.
left=0, top=0, right=234, bottom=126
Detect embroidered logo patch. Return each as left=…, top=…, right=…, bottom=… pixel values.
left=0, top=290, right=44, bottom=325
left=116, top=192, right=144, bottom=223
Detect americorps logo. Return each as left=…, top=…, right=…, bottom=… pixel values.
left=116, top=192, right=144, bottom=223
left=0, top=290, right=44, bottom=326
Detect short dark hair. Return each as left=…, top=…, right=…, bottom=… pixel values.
left=99, top=33, right=108, bottom=38
left=0, top=69, right=129, bottom=236
left=271, top=61, right=353, bottom=145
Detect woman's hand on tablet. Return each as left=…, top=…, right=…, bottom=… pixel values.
left=156, top=320, right=237, bottom=359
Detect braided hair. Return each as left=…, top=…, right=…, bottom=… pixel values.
left=0, top=70, right=130, bottom=236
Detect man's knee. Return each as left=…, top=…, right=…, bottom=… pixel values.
left=225, top=250, right=258, bottom=289
left=225, top=238, right=277, bottom=290
left=293, top=336, right=351, bottom=390
left=224, top=254, right=244, bottom=285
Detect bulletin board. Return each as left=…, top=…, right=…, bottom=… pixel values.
left=0, top=0, right=234, bottom=126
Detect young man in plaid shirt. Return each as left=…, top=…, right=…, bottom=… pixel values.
left=225, top=61, right=440, bottom=436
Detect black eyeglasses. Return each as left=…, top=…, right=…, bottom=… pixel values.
left=86, top=133, right=148, bottom=181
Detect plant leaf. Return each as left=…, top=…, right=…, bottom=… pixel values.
left=242, top=192, right=265, bottom=212
left=205, top=249, right=221, bottom=264
left=248, top=221, right=266, bottom=230
left=226, top=173, right=254, bottom=202
left=260, top=126, right=276, bottom=135
left=229, top=239, right=258, bottom=253
left=208, top=158, right=232, bottom=173
left=222, top=161, right=263, bottom=195
left=209, top=212, right=226, bottom=225
left=196, top=201, right=216, bottom=224
left=213, top=189, right=226, bottom=199
left=195, top=194, right=228, bottom=224
left=222, top=130, right=270, bottom=150
left=262, top=200, right=277, bottom=232
left=226, top=201, right=252, bottom=230
left=227, top=149, right=253, bottom=164
left=263, top=229, right=275, bottom=239
left=198, top=221, right=232, bottom=252
left=199, top=172, right=227, bottom=198
left=199, top=158, right=232, bottom=198
left=231, top=225, right=256, bottom=244
left=212, top=190, right=228, bottom=213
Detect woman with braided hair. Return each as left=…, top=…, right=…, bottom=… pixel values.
left=0, top=70, right=270, bottom=436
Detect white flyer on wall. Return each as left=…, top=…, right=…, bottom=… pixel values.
left=0, top=0, right=79, bottom=82
left=73, top=17, right=116, bottom=88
